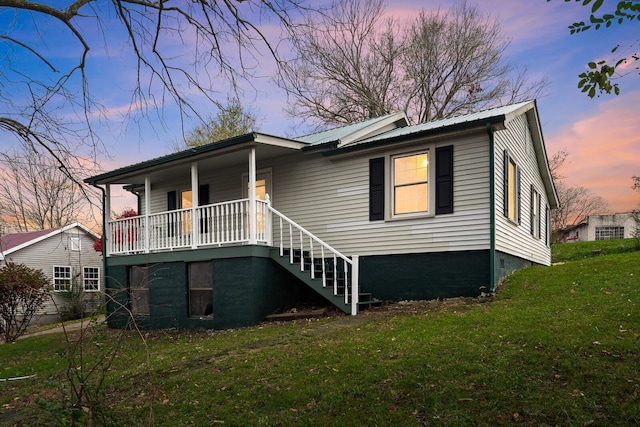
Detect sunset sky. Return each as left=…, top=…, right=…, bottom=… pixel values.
left=0, top=0, right=638, bottom=215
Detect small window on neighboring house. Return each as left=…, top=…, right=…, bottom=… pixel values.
left=530, top=186, right=541, bottom=239
left=70, top=237, right=81, bottom=251
left=83, top=267, right=100, bottom=292
left=188, top=261, right=213, bottom=318
left=53, top=266, right=72, bottom=292
left=595, top=226, right=624, bottom=240
left=130, top=266, right=150, bottom=316
left=503, top=150, right=521, bottom=224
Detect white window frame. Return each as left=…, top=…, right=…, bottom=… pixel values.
left=53, top=265, right=72, bottom=292
left=531, top=187, right=540, bottom=239
left=70, top=236, right=81, bottom=251
left=83, top=267, right=100, bottom=292
left=387, top=147, right=435, bottom=220
left=504, top=151, right=521, bottom=225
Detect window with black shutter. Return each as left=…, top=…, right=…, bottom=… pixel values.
left=435, top=145, right=454, bottom=215
left=369, top=157, right=385, bottom=221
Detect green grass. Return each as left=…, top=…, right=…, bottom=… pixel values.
left=2, top=241, right=639, bottom=426
left=552, top=237, right=639, bottom=263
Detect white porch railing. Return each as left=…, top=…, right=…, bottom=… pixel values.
left=107, top=199, right=270, bottom=255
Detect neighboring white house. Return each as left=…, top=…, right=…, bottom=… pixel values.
left=559, top=212, right=638, bottom=242
left=0, top=223, right=103, bottom=325
left=85, top=100, right=559, bottom=331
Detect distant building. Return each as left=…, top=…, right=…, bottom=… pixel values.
left=0, top=223, right=103, bottom=325
left=558, top=212, right=638, bottom=242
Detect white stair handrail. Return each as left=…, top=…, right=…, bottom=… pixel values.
left=267, top=204, right=359, bottom=315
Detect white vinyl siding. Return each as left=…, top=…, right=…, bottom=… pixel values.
left=270, top=132, right=491, bottom=256
left=494, top=114, right=551, bottom=265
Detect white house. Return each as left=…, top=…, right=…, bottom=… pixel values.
left=559, top=212, right=638, bottom=242
left=0, top=223, right=103, bottom=325
left=85, top=100, right=559, bottom=330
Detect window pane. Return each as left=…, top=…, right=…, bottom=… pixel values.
left=181, top=190, right=192, bottom=209
left=508, top=160, right=516, bottom=221
left=393, top=152, right=429, bottom=215
left=189, top=262, right=213, bottom=318
left=130, top=266, right=150, bottom=316
left=395, top=184, right=428, bottom=214
left=83, top=267, right=100, bottom=291
left=394, top=153, right=428, bottom=185
left=53, top=266, right=72, bottom=292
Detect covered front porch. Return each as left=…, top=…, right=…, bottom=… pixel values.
left=87, top=133, right=363, bottom=316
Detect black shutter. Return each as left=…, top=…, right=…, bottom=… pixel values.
left=369, top=158, right=385, bottom=221
left=435, top=145, right=454, bottom=215
left=167, top=191, right=177, bottom=210
left=503, top=150, right=509, bottom=218
left=167, top=191, right=177, bottom=237
left=199, top=184, right=210, bottom=233
left=198, top=184, right=210, bottom=206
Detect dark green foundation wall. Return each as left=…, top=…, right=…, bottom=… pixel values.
left=104, top=247, right=321, bottom=331
left=494, top=250, right=533, bottom=287
left=359, top=250, right=492, bottom=302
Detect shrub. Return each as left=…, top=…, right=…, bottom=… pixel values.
left=0, top=262, right=50, bottom=342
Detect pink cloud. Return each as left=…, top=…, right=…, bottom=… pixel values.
left=547, top=91, right=640, bottom=213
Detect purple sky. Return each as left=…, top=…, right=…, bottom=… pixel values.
left=1, top=0, right=638, bottom=215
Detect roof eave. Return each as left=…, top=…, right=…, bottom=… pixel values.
left=85, top=133, right=307, bottom=186
left=321, top=115, right=506, bottom=157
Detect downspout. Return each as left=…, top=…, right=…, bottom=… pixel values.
left=91, top=183, right=109, bottom=310
left=486, top=122, right=496, bottom=292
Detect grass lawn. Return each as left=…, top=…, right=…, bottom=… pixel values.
left=1, top=240, right=639, bottom=426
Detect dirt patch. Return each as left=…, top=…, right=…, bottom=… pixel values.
left=361, top=294, right=495, bottom=316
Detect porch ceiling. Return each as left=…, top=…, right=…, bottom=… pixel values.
left=88, top=136, right=304, bottom=186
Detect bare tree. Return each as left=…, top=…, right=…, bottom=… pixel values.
left=0, top=145, right=96, bottom=231
left=0, top=0, right=316, bottom=177
left=278, top=0, right=548, bottom=127
left=548, top=149, right=609, bottom=238
left=551, top=181, right=608, bottom=233
left=548, top=148, right=570, bottom=182
left=169, top=97, right=258, bottom=152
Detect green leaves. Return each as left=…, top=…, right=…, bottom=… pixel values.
left=578, top=61, right=620, bottom=98
left=551, top=0, right=639, bottom=97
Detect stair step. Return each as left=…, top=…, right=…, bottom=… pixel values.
left=275, top=247, right=379, bottom=313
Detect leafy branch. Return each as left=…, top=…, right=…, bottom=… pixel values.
left=550, top=0, right=640, bottom=97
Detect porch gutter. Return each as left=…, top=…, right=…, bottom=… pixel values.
left=486, top=122, right=496, bottom=291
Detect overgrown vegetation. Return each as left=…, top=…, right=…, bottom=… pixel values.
left=0, top=262, right=50, bottom=343
left=1, top=241, right=638, bottom=426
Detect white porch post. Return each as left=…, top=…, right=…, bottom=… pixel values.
left=191, top=162, right=199, bottom=249
left=248, top=147, right=257, bottom=244
left=144, top=176, right=151, bottom=253
left=351, top=255, right=359, bottom=316
left=105, top=184, right=111, bottom=256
